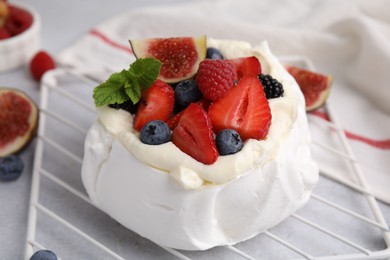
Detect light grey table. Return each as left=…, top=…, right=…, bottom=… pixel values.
left=1, top=1, right=389, bottom=260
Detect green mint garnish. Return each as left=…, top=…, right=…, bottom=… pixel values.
left=93, top=58, right=161, bottom=107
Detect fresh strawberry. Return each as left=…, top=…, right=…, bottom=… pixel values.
left=133, top=79, right=175, bottom=131
left=167, top=111, right=182, bottom=130
left=199, top=98, right=211, bottom=109
left=172, top=103, right=218, bottom=165
left=0, top=27, right=10, bottom=40
left=167, top=99, right=210, bottom=130
left=208, top=75, right=271, bottom=141
left=195, top=59, right=237, bottom=101
left=5, top=5, right=33, bottom=36
left=229, top=56, right=261, bottom=79
left=29, top=51, right=56, bottom=81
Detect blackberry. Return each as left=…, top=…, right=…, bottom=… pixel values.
left=108, top=100, right=138, bottom=114
left=206, top=47, right=224, bottom=60
left=259, top=74, right=284, bottom=99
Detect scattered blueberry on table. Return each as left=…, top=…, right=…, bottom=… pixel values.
left=0, top=155, right=24, bottom=181
left=29, top=249, right=58, bottom=260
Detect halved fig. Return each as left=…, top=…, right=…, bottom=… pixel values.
left=285, top=65, right=332, bottom=112
left=0, top=88, right=39, bottom=156
left=129, top=36, right=207, bottom=83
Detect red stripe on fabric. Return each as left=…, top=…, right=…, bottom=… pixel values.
left=344, top=131, right=390, bottom=149
left=309, top=110, right=330, bottom=121
left=89, top=29, right=133, bottom=54
left=310, top=111, right=390, bottom=150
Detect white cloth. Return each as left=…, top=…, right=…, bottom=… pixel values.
left=58, top=0, right=390, bottom=203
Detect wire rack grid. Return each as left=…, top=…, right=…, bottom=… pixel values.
left=23, top=57, right=390, bottom=260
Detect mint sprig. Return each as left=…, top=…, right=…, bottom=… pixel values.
left=93, top=58, right=161, bottom=107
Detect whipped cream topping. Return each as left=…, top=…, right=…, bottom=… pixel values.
left=81, top=39, right=319, bottom=250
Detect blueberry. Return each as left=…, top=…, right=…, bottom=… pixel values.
left=174, top=80, right=202, bottom=107
left=108, top=100, right=138, bottom=114
left=206, top=47, right=224, bottom=60
left=140, top=120, right=171, bottom=145
left=30, top=249, right=58, bottom=260
left=0, top=155, right=24, bottom=182
left=216, top=129, right=243, bottom=155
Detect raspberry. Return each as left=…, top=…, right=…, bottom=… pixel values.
left=195, top=59, right=237, bottom=101
left=29, top=51, right=56, bottom=81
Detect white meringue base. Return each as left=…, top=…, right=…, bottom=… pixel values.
left=82, top=112, right=317, bottom=250
left=81, top=39, right=319, bottom=250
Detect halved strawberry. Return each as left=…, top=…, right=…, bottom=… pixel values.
left=166, top=112, right=182, bottom=130
left=229, top=56, right=261, bottom=79
left=208, top=75, right=271, bottom=140
left=167, top=99, right=210, bottom=130
left=133, top=79, right=174, bottom=131
left=172, top=103, right=218, bottom=165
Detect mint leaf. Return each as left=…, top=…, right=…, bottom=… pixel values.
left=92, top=58, right=162, bottom=107
left=124, top=79, right=141, bottom=104
left=129, top=58, right=161, bottom=91
left=93, top=70, right=130, bottom=107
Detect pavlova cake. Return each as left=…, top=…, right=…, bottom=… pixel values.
left=81, top=36, right=319, bottom=250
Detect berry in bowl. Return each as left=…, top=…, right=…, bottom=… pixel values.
left=0, top=1, right=40, bottom=71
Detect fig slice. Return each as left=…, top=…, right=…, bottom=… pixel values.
left=285, top=65, right=332, bottom=112
left=129, top=35, right=207, bottom=83
left=0, top=88, right=39, bottom=156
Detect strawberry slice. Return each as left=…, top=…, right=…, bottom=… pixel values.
left=172, top=103, right=218, bottom=165
left=208, top=75, right=271, bottom=140
left=166, top=111, right=182, bottom=130
left=167, top=99, right=210, bottom=130
left=133, top=79, right=174, bottom=131
left=229, top=56, right=261, bottom=79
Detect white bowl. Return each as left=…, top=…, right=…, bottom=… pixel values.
left=0, top=2, right=41, bottom=72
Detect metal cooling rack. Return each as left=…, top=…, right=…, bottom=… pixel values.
left=24, top=57, right=390, bottom=260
